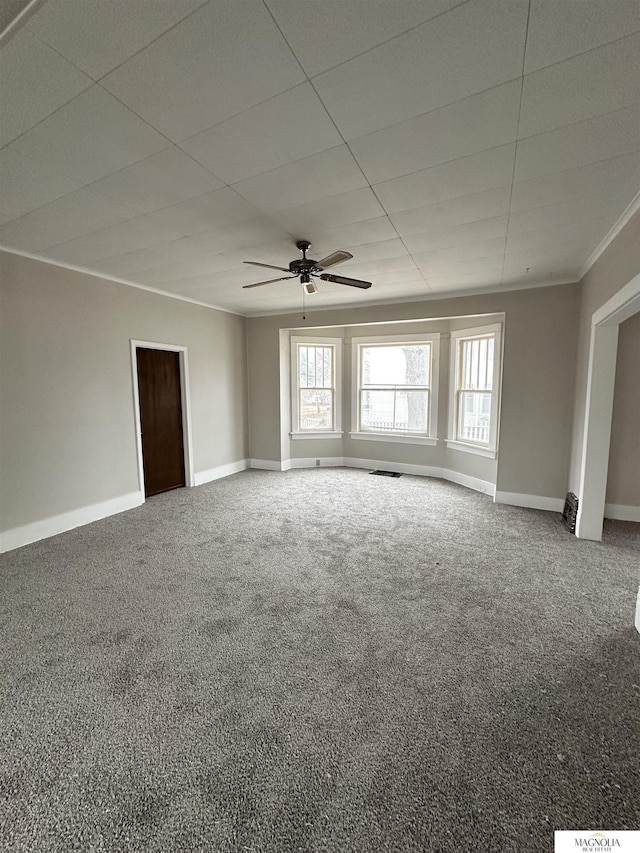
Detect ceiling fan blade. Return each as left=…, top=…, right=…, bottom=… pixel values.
left=316, top=250, right=353, bottom=268
left=243, top=276, right=296, bottom=289
left=243, top=261, right=290, bottom=272
left=319, top=273, right=372, bottom=289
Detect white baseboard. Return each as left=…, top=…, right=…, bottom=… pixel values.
left=341, top=456, right=495, bottom=497
left=636, top=586, right=640, bottom=635
left=494, top=491, right=565, bottom=512
left=287, top=456, right=345, bottom=469
left=249, top=458, right=282, bottom=471
left=195, top=458, right=248, bottom=485
left=0, top=491, right=145, bottom=553
left=604, top=503, right=640, bottom=522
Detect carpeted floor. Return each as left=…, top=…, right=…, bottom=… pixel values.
left=1, top=468, right=639, bottom=852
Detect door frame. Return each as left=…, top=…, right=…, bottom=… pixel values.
left=130, top=339, right=195, bottom=495
left=576, top=272, right=640, bottom=540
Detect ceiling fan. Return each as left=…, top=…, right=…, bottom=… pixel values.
left=242, top=240, right=372, bottom=294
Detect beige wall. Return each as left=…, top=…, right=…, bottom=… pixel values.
left=0, top=251, right=248, bottom=534
left=606, top=311, right=640, bottom=508
left=568, top=212, right=640, bottom=502
left=247, top=283, right=580, bottom=500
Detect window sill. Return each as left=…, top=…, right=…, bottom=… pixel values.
left=445, top=439, right=497, bottom=459
left=349, top=432, right=438, bottom=446
left=291, top=431, right=343, bottom=440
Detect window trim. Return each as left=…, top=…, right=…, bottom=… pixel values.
left=350, top=333, right=440, bottom=445
left=290, top=335, right=342, bottom=439
left=446, top=323, right=502, bottom=458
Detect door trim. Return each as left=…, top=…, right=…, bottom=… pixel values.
left=576, top=272, right=640, bottom=540
left=130, top=340, right=195, bottom=495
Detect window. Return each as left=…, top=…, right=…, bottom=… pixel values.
left=291, top=337, right=342, bottom=438
left=447, top=324, right=502, bottom=458
left=351, top=334, right=439, bottom=445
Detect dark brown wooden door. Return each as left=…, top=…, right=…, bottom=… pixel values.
left=136, top=348, right=185, bottom=497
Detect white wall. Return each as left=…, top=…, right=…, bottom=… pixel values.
left=0, top=251, right=248, bottom=549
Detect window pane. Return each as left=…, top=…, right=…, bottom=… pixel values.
left=361, top=389, right=428, bottom=433
left=458, top=391, right=491, bottom=444
left=300, top=389, right=333, bottom=430
left=460, top=336, right=494, bottom=391
left=361, top=389, right=395, bottom=430
left=362, top=344, right=429, bottom=386
left=402, top=390, right=428, bottom=432
left=299, top=345, right=332, bottom=388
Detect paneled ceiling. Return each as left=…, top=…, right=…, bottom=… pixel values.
left=1, top=0, right=639, bottom=316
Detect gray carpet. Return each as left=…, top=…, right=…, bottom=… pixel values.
left=1, top=468, right=639, bottom=852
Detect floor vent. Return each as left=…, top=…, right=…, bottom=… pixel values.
left=562, top=492, right=578, bottom=534
left=370, top=470, right=403, bottom=478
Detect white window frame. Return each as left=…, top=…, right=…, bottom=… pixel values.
left=350, top=333, right=440, bottom=446
left=446, top=323, right=502, bottom=459
left=290, top=336, right=342, bottom=439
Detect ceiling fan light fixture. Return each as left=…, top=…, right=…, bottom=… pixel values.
left=305, top=281, right=318, bottom=294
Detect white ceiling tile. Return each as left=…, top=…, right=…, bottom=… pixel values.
left=192, top=218, right=295, bottom=256
left=220, top=239, right=299, bottom=273
left=0, top=187, right=135, bottom=251
left=499, top=268, right=579, bottom=289
left=181, top=83, right=343, bottom=184
left=134, top=254, right=240, bottom=286
left=524, top=0, right=640, bottom=75
left=514, top=104, right=640, bottom=182
left=519, top=34, right=640, bottom=139
left=147, top=187, right=259, bottom=236
left=88, top=147, right=224, bottom=215
left=27, top=0, right=208, bottom=79
left=506, top=189, right=634, bottom=236
left=361, top=272, right=428, bottom=290
left=304, top=217, right=399, bottom=256
left=391, top=187, right=512, bottom=237
left=338, top=255, right=418, bottom=280
left=426, top=272, right=504, bottom=292
left=0, top=28, right=92, bottom=146
left=412, top=238, right=506, bottom=270
left=504, top=244, right=594, bottom=270
left=232, top=146, right=367, bottom=213
left=265, top=0, right=461, bottom=77
left=351, top=82, right=521, bottom=185
left=505, top=221, right=607, bottom=255
left=510, top=153, right=640, bottom=213
left=43, top=216, right=180, bottom=266
left=9, top=86, right=169, bottom=184
left=339, top=238, right=409, bottom=266
left=89, top=236, right=214, bottom=276
left=313, top=0, right=529, bottom=140
left=100, top=0, right=305, bottom=142
left=0, top=148, right=81, bottom=225
left=271, top=188, right=385, bottom=234
left=374, top=143, right=516, bottom=214
left=402, top=217, right=509, bottom=254
left=416, top=254, right=505, bottom=278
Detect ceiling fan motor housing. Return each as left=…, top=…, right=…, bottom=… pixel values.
left=289, top=241, right=319, bottom=279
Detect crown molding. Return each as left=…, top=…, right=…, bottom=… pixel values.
left=579, top=190, right=640, bottom=282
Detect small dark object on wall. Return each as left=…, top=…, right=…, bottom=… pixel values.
left=370, top=470, right=403, bottom=478
left=562, top=492, right=579, bottom=534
